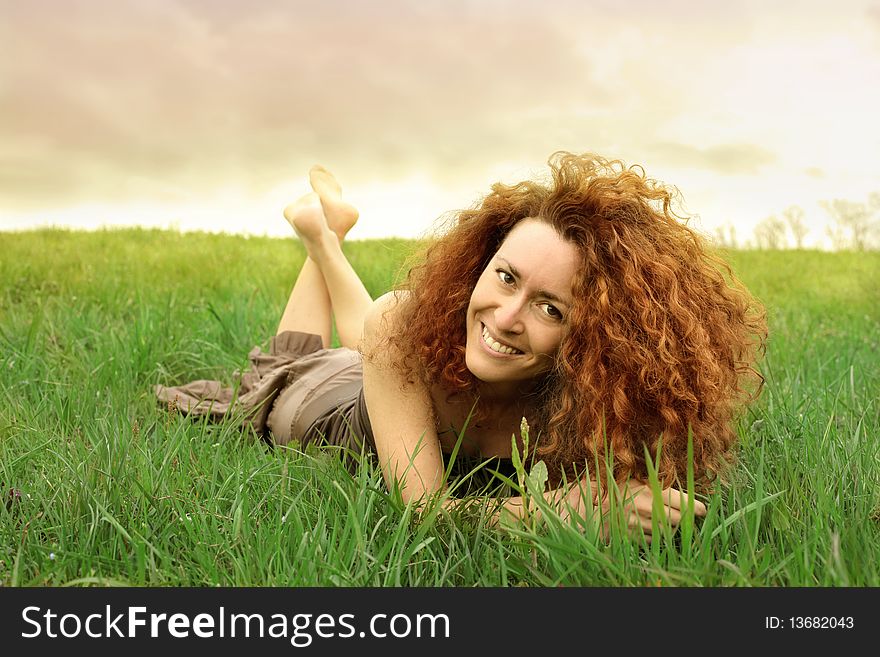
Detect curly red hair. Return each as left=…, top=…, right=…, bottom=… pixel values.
left=388, top=152, right=766, bottom=489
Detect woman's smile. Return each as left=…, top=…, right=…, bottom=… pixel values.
left=479, top=322, right=524, bottom=357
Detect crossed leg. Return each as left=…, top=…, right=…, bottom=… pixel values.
left=276, top=166, right=373, bottom=350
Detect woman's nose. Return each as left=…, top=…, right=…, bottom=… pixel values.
left=494, top=297, right=525, bottom=333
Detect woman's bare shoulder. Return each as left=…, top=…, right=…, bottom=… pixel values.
left=365, top=290, right=411, bottom=333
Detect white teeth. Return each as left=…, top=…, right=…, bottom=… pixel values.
left=482, top=326, right=521, bottom=355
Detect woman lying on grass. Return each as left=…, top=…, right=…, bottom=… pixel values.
left=157, top=152, right=766, bottom=541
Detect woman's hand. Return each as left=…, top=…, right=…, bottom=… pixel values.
left=612, top=479, right=707, bottom=543
left=560, top=477, right=708, bottom=543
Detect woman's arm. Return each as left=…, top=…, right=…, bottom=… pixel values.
left=442, top=477, right=707, bottom=542
left=361, top=292, right=446, bottom=502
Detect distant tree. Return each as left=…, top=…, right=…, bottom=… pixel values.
left=820, top=199, right=875, bottom=251
left=713, top=223, right=738, bottom=249
left=754, top=215, right=787, bottom=249
left=782, top=205, right=808, bottom=249
left=867, top=193, right=880, bottom=249
left=825, top=223, right=849, bottom=251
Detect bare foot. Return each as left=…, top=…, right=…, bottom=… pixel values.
left=309, top=165, right=359, bottom=241
left=282, top=192, right=335, bottom=257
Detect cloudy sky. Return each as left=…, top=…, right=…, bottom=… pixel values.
left=2, top=0, right=879, bottom=244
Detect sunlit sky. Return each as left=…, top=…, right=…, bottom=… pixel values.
left=2, top=0, right=879, bottom=245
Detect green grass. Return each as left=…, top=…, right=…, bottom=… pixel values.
left=1, top=229, right=878, bottom=586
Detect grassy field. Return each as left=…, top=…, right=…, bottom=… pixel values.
left=1, top=228, right=878, bottom=586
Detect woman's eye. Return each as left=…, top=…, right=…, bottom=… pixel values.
left=540, top=303, right=563, bottom=320
left=496, top=269, right=515, bottom=285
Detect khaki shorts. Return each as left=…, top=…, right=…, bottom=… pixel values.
left=265, top=341, right=364, bottom=448
left=156, top=331, right=363, bottom=446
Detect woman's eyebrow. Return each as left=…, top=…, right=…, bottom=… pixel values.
left=495, top=256, right=572, bottom=307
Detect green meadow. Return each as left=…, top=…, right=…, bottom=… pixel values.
left=1, top=228, right=878, bottom=586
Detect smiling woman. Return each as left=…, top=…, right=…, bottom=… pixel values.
left=157, top=152, right=767, bottom=541
left=464, top=219, right=579, bottom=387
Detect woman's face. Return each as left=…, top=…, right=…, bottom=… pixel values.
left=465, top=218, right=580, bottom=393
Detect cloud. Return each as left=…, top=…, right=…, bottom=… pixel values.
left=644, top=142, right=776, bottom=175
left=0, top=0, right=763, bottom=208
left=1, top=0, right=627, bottom=209
left=868, top=3, right=880, bottom=28
left=1, top=0, right=876, bottom=236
